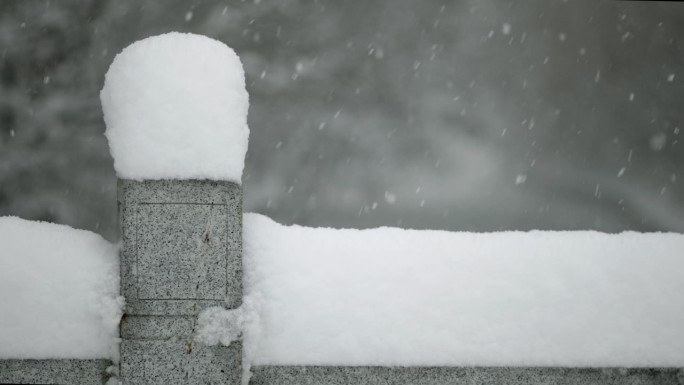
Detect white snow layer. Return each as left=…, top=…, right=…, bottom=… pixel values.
left=195, top=306, right=244, bottom=347
left=101, top=32, right=249, bottom=182
left=243, top=213, right=684, bottom=367
left=0, top=217, right=122, bottom=360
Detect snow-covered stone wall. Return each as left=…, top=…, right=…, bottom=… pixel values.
left=3, top=31, right=684, bottom=385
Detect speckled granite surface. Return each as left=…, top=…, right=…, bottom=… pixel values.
left=248, top=366, right=684, bottom=385
left=118, top=179, right=243, bottom=385
left=0, top=359, right=111, bottom=384
left=118, top=179, right=243, bottom=311
left=120, top=340, right=241, bottom=385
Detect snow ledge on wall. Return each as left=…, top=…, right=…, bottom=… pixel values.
left=0, top=217, right=123, bottom=360
left=243, top=213, right=684, bottom=367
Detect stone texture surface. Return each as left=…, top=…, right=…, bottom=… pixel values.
left=136, top=203, right=228, bottom=300
left=121, top=340, right=241, bottom=385
left=249, top=366, right=684, bottom=385
left=120, top=315, right=195, bottom=340
left=0, top=359, right=111, bottom=384
left=124, top=299, right=225, bottom=316
left=118, top=179, right=243, bottom=385
left=118, top=179, right=242, bottom=311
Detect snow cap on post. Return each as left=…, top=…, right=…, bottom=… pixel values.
left=101, top=32, right=249, bottom=182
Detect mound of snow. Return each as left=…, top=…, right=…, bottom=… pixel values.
left=0, top=217, right=122, bottom=360
left=243, top=213, right=684, bottom=367
left=101, top=32, right=249, bottom=182
left=195, top=306, right=244, bottom=347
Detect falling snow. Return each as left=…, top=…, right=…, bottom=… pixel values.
left=384, top=191, right=397, bottom=204
left=650, top=133, right=667, bottom=151
left=617, top=167, right=626, bottom=178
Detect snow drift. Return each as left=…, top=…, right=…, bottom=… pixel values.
left=0, top=217, right=122, bottom=360
left=243, top=213, right=684, bottom=367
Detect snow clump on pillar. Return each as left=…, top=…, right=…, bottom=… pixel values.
left=100, top=32, right=249, bottom=182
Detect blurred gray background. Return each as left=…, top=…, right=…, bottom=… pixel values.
left=1, top=0, right=682, bottom=242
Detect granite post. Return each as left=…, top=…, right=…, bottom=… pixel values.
left=118, top=179, right=242, bottom=384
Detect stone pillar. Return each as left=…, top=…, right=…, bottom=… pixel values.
left=118, top=179, right=242, bottom=384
